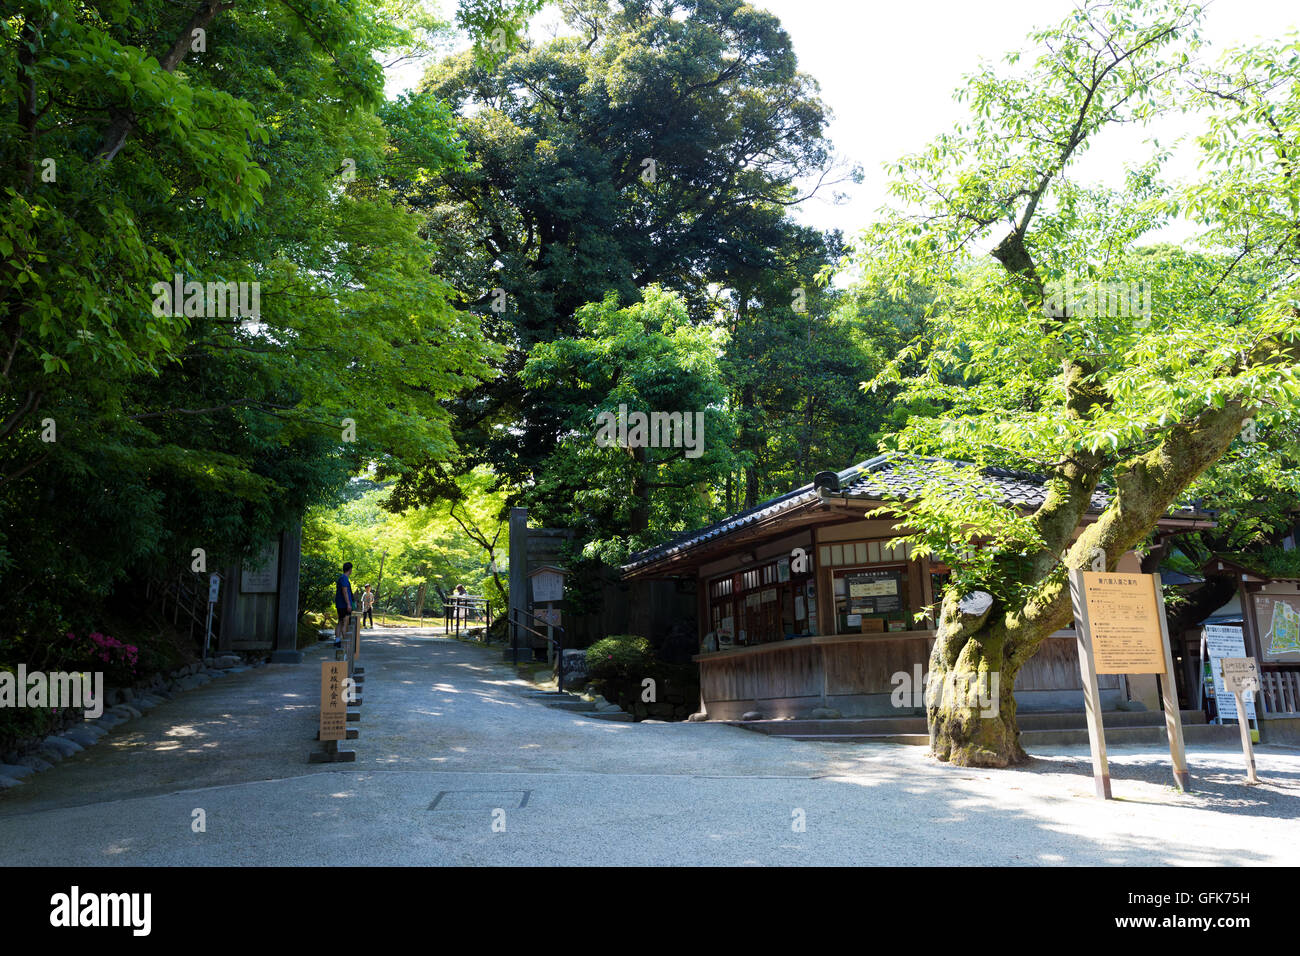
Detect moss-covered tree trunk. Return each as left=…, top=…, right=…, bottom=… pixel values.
left=925, top=399, right=1255, bottom=767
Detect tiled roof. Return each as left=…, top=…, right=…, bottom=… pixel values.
left=621, top=453, right=1209, bottom=575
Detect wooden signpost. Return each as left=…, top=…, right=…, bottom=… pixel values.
left=1068, top=570, right=1189, bottom=798
left=310, top=660, right=356, bottom=761
left=1221, top=657, right=1261, bottom=784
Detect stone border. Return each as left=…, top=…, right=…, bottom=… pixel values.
left=0, top=655, right=266, bottom=790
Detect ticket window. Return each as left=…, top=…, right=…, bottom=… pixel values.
left=833, top=566, right=911, bottom=634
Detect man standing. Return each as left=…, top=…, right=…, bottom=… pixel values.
left=361, top=584, right=375, bottom=628
left=334, top=562, right=354, bottom=648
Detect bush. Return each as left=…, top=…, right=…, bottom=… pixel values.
left=585, top=634, right=653, bottom=681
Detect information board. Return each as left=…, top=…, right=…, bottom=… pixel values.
left=319, top=661, right=348, bottom=741
left=1204, top=625, right=1256, bottom=720
left=1079, top=572, right=1166, bottom=674
left=845, top=570, right=902, bottom=614
left=240, top=543, right=279, bottom=593
left=1252, top=593, right=1300, bottom=662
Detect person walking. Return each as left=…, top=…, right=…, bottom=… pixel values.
left=361, top=584, right=375, bottom=628
left=334, top=561, right=354, bottom=648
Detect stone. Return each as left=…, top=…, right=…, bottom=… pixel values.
left=42, top=735, right=82, bottom=756
left=62, top=728, right=98, bottom=748
left=193, top=672, right=211, bottom=685
left=120, top=688, right=135, bottom=703
left=0, top=763, right=35, bottom=780
left=15, top=754, right=54, bottom=772
left=687, top=712, right=709, bottom=722
left=111, top=704, right=142, bottom=719
left=810, top=707, right=842, bottom=720
left=79, top=723, right=108, bottom=739
left=89, top=713, right=123, bottom=732
left=215, top=655, right=241, bottom=669
left=0, top=775, right=22, bottom=789
left=133, top=696, right=158, bottom=712
left=741, top=711, right=765, bottom=721
left=35, top=745, right=64, bottom=764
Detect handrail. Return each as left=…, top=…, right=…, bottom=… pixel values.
left=509, top=606, right=567, bottom=691
left=443, top=593, right=493, bottom=636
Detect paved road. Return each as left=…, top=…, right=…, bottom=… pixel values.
left=1, top=630, right=1297, bottom=865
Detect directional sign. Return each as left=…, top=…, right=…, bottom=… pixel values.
left=208, top=573, right=220, bottom=604
left=1221, top=657, right=1260, bottom=697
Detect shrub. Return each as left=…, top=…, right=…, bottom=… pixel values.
left=585, top=634, right=653, bottom=681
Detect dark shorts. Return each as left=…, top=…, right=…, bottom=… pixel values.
left=336, top=606, right=351, bottom=620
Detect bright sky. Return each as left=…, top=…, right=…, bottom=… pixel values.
left=392, top=1, right=1300, bottom=242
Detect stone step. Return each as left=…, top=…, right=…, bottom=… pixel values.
left=728, top=709, right=1209, bottom=738
left=775, top=723, right=1239, bottom=747
left=545, top=699, right=596, bottom=712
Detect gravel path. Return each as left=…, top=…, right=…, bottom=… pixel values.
left=1, top=629, right=1296, bottom=865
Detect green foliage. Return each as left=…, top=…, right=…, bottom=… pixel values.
left=0, top=1, right=496, bottom=658
left=521, top=286, right=736, bottom=563
left=585, top=634, right=653, bottom=681
left=848, top=0, right=1300, bottom=602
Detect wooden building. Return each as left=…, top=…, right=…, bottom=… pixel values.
left=622, top=454, right=1212, bottom=721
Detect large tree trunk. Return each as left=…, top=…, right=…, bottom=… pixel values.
left=927, top=589, right=1031, bottom=766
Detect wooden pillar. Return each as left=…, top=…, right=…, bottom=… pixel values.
left=272, top=523, right=303, bottom=663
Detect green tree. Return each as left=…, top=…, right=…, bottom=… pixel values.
left=852, top=0, right=1300, bottom=766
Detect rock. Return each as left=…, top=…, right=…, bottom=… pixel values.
left=111, top=704, right=142, bottom=719
left=62, top=728, right=98, bottom=748
left=215, top=655, right=241, bottom=669
left=176, top=677, right=198, bottom=691
left=741, top=711, right=765, bottom=722
left=0, top=775, right=23, bottom=789
left=133, top=696, right=158, bottom=712
left=641, top=719, right=667, bottom=724
left=0, top=763, right=35, bottom=780
left=15, top=754, right=54, bottom=773
left=810, top=707, right=842, bottom=720
left=36, top=745, right=64, bottom=764
left=193, top=672, right=211, bottom=685
left=687, top=712, right=709, bottom=722
left=120, top=688, right=135, bottom=703
left=91, top=713, right=124, bottom=731
left=42, top=735, right=82, bottom=756
left=76, top=723, right=108, bottom=740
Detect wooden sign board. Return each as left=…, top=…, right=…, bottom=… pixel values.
left=529, top=567, right=565, bottom=603
left=1221, top=657, right=1260, bottom=696
left=240, top=542, right=279, bottom=593
left=1079, top=572, right=1166, bottom=674
left=319, top=661, right=348, bottom=741
left=1069, top=570, right=1188, bottom=798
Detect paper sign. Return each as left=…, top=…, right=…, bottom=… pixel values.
left=320, top=661, right=348, bottom=741
left=1205, top=626, right=1256, bottom=720
left=1221, top=657, right=1260, bottom=696
left=1080, top=572, right=1166, bottom=674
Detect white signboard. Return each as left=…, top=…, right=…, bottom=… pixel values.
left=530, top=568, right=565, bottom=603
left=1221, top=657, right=1260, bottom=696
left=1204, top=625, right=1256, bottom=720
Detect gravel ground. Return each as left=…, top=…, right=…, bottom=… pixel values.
left=0, top=629, right=1295, bottom=866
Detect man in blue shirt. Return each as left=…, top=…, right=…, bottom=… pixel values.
left=334, top=561, right=354, bottom=648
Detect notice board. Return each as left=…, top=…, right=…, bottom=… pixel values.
left=1079, top=572, right=1166, bottom=674
left=845, top=569, right=903, bottom=614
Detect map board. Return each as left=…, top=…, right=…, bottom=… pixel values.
left=1079, top=572, right=1166, bottom=674
left=1252, top=593, right=1300, bottom=663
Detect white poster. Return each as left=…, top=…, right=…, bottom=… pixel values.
left=1204, top=625, right=1256, bottom=721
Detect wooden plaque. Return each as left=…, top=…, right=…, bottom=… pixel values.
left=1079, top=572, right=1166, bottom=674
left=320, top=661, right=348, bottom=741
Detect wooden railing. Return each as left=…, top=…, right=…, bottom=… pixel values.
left=1259, top=670, right=1300, bottom=716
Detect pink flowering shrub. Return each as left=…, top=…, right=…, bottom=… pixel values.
left=63, top=630, right=140, bottom=685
